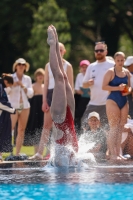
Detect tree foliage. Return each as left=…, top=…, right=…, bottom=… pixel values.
left=0, top=0, right=39, bottom=74
left=0, top=0, right=133, bottom=75
left=56, top=0, right=133, bottom=65
left=27, top=0, right=71, bottom=73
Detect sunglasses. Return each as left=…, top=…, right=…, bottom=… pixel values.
left=18, top=63, right=26, bottom=66
left=94, top=49, right=105, bottom=53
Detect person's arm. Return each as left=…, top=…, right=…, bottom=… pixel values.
left=75, top=74, right=83, bottom=95
left=0, top=102, right=15, bottom=114
left=82, top=65, right=94, bottom=88
left=42, top=64, right=49, bottom=112
left=66, top=63, right=74, bottom=91
left=126, top=69, right=132, bottom=93
left=32, top=83, right=35, bottom=95
left=102, top=69, right=126, bottom=92
left=23, top=76, right=34, bottom=98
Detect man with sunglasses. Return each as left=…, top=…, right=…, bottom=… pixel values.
left=81, top=42, right=114, bottom=129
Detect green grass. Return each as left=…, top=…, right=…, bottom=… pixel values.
left=2, top=146, right=48, bottom=159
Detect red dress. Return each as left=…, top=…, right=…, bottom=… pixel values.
left=54, top=106, right=78, bottom=152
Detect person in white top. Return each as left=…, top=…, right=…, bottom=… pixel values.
left=124, top=56, right=133, bottom=118
left=82, top=42, right=114, bottom=129
left=29, top=42, right=74, bottom=160
left=8, top=58, right=33, bottom=156
left=74, top=60, right=90, bottom=133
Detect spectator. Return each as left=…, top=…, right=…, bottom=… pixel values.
left=124, top=56, right=133, bottom=118
left=24, top=68, right=45, bottom=154
left=0, top=74, right=15, bottom=161
left=121, top=118, right=133, bottom=159
left=74, top=60, right=90, bottom=133
left=78, top=111, right=107, bottom=161
left=82, top=42, right=114, bottom=129
left=29, top=42, right=74, bottom=160
left=102, top=52, right=131, bottom=161
left=8, top=58, right=33, bottom=156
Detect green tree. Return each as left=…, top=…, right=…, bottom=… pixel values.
left=27, top=0, right=71, bottom=73
left=0, top=0, right=39, bottom=74
left=56, top=0, right=133, bottom=66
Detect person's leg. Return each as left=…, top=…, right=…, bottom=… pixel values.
left=29, top=104, right=53, bottom=160
left=11, top=112, right=19, bottom=130
left=51, top=25, right=75, bottom=117
left=48, top=26, right=78, bottom=154
left=16, top=109, right=30, bottom=155
left=37, top=110, right=53, bottom=155
left=47, top=26, right=67, bottom=123
left=106, top=100, right=120, bottom=160
left=97, top=105, right=108, bottom=128
left=11, top=112, right=19, bottom=146
left=117, top=103, right=128, bottom=158
left=29, top=26, right=66, bottom=160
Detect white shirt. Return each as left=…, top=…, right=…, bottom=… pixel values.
left=75, top=73, right=84, bottom=90
left=83, top=59, right=114, bottom=105
left=48, top=61, right=69, bottom=89
left=8, top=73, right=33, bottom=109
left=130, top=74, right=133, bottom=88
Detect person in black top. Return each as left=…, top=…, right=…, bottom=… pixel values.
left=0, top=74, right=15, bottom=161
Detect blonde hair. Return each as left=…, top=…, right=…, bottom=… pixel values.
left=114, top=51, right=125, bottom=59
left=34, top=68, right=45, bottom=80
left=59, top=42, right=65, bottom=49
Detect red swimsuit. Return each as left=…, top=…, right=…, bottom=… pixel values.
left=54, top=106, right=78, bottom=152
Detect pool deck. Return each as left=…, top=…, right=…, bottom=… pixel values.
left=0, top=160, right=48, bottom=168
left=0, top=158, right=133, bottom=169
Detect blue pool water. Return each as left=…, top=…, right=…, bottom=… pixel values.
left=0, top=183, right=133, bottom=200
left=1, top=163, right=133, bottom=199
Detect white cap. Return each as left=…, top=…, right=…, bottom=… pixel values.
left=124, top=56, right=133, bottom=66
left=88, top=111, right=100, bottom=120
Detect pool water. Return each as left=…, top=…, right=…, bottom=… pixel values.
left=0, top=183, right=133, bottom=200
left=1, top=163, right=133, bottom=199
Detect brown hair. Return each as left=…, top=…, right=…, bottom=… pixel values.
left=95, top=42, right=107, bottom=50
left=114, top=51, right=125, bottom=59
left=34, top=68, right=45, bottom=80
left=2, top=73, right=14, bottom=84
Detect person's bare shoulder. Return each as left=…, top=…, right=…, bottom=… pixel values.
left=124, top=67, right=130, bottom=74
left=106, top=67, right=114, bottom=74
left=64, top=59, right=72, bottom=68
left=104, top=67, right=114, bottom=79
left=45, top=62, right=49, bottom=70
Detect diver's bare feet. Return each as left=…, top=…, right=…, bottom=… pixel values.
left=51, top=25, right=59, bottom=43
left=47, top=26, right=56, bottom=46
left=51, top=25, right=67, bottom=80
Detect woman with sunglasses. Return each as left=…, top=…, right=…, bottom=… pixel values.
left=8, top=58, right=33, bottom=156
left=102, top=52, right=131, bottom=161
